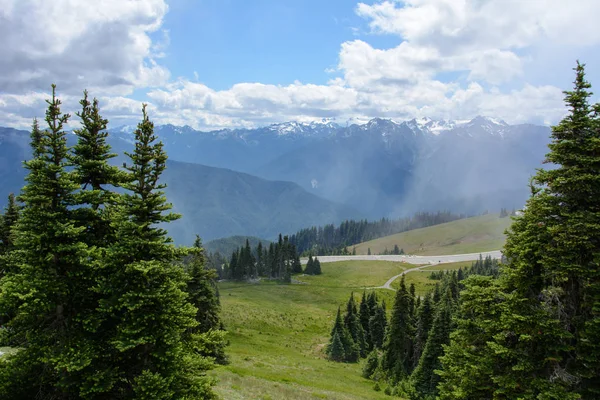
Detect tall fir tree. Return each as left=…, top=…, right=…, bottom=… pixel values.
left=344, top=293, right=367, bottom=357
left=70, top=91, right=124, bottom=247
left=359, top=291, right=372, bottom=349
left=381, top=275, right=414, bottom=382
left=91, top=104, right=217, bottom=399
left=412, top=292, right=433, bottom=369
left=185, top=235, right=228, bottom=365
left=0, top=193, right=20, bottom=278
left=0, top=85, right=89, bottom=398
left=411, top=289, right=453, bottom=398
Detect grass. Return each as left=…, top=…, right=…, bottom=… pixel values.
left=350, top=213, right=512, bottom=256
left=212, top=261, right=405, bottom=399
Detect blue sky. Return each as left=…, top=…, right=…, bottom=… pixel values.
left=1, top=0, right=599, bottom=130
left=160, top=0, right=399, bottom=89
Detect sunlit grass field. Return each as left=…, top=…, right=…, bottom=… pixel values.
left=350, top=213, right=512, bottom=256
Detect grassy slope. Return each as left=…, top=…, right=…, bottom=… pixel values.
left=350, top=213, right=513, bottom=256
left=213, top=261, right=404, bottom=400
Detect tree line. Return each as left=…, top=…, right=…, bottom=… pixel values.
left=289, top=211, right=466, bottom=255
left=0, top=86, right=225, bottom=399
left=207, top=237, right=322, bottom=282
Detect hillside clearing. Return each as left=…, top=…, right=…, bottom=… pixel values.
left=212, top=259, right=473, bottom=399
left=349, top=213, right=512, bottom=256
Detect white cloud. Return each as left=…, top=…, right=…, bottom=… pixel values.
left=0, top=0, right=169, bottom=96
left=0, top=0, right=598, bottom=131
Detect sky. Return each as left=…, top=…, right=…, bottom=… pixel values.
left=1, top=0, right=599, bottom=130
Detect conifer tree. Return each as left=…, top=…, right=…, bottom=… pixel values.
left=412, top=292, right=433, bottom=369
left=411, top=289, right=453, bottom=398
left=327, top=306, right=359, bottom=362
left=359, top=291, right=372, bottom=349
left=91, top=104, right=216, bottom=398
left=0, top=193, right=20, bottom=279
left=381, top=276, right=414, bottom=381
left=70, top=91, right=124, bottom=246
left=185, top=235, right=228, bottom=365
left=344, top=293, right=367, bottom=357
left=305, top=254, right=314, bottom=275
left=369, top=302, right=387, bottom=350
left=328, top=331, right=346, bottom=362
left=313, top=257, right=322, bottom=275
left=0, top=85, right=88, bottom=398
left=363, top=350, right=380, bottom=379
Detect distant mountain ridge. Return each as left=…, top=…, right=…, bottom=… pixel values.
left=1, top=114, right=552, bottom=238
left=0, top=126, right=360, bottom=244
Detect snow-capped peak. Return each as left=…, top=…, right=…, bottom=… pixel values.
left=267, top=120, right=338, bottom=136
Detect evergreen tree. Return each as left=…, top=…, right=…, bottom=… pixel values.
left=368, top=247, right=371, bottom=255
left=344, top=293, right=367, bottom=357
left=185, top=235, right=228, bottom=365
left=305, top=254, right=314, bottom=275
left=369, top=302, right=387, bottom=350
left=411, top=289, right=453, bottom=398
left=412, top=292, right=434, bottom=369
left=327, top=307, right=358, bottom=362
left=328, top=331, right=346, bottom=362
left=70, top=90, right=124, bottom=246
left=0, top=85, right=88, bottom=398
left=381, top=276, right=414, bottom=382
left=256, top=241, right=264, bottom=276
left=0, top=193, right=20, bottom=279
left=363, top=350, right=380, bottom=379
left=90, top=104, right=216, bottom=398
left=359, top=291, right=372, bottom=349
left=313, top=257, right=322, bottom=275
left=291, top=244, right=303, bottom=274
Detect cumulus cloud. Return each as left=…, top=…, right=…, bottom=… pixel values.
left=0, top=0, right=598, bottom=130
left=0, top=0, right=169, bottom=96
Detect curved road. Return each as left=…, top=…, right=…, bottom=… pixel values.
left=301, top=250, right=503, bottom=291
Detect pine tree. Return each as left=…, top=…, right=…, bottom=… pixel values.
left=91, top=104, right=216, bottom=398
left=369, top=302, right=386, bottom=350
left=344, top=293, right=367, bottom=357
left=313, top=257, right=322, bottom=275
left=0, top=193, right=20, bottom=278
left=327, top=306, right=360, bottom=362
left=381, top=275, right=414, bottom=382
left=368, top=247, right=371, bottom=255
left=363, top=350, right=380, bottom=379
left=291, top=244, right=303, bottom=274
left=70, top=90, right=124, bottom=247
left=305, top=254, right=314, bottom=275
left=328, top=330, right=346, bottom=362
left=412, top=292, right=433, bottom=369
left=0, top=85, right=88, bottom=398
left=185, top=235, right=228, bottom=365
left=359, top=291, right=372, bottom=349
left=411, top=289, right=453, bottom=398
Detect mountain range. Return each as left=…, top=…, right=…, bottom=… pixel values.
left=112, top=116, right=551, bottom=216
left=0, top=115, right=551, bottom=243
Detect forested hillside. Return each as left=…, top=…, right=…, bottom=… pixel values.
left=289, top=211, right=466, bottom=255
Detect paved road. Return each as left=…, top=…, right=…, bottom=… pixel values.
left=301, top=250, right=502, bottom=266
